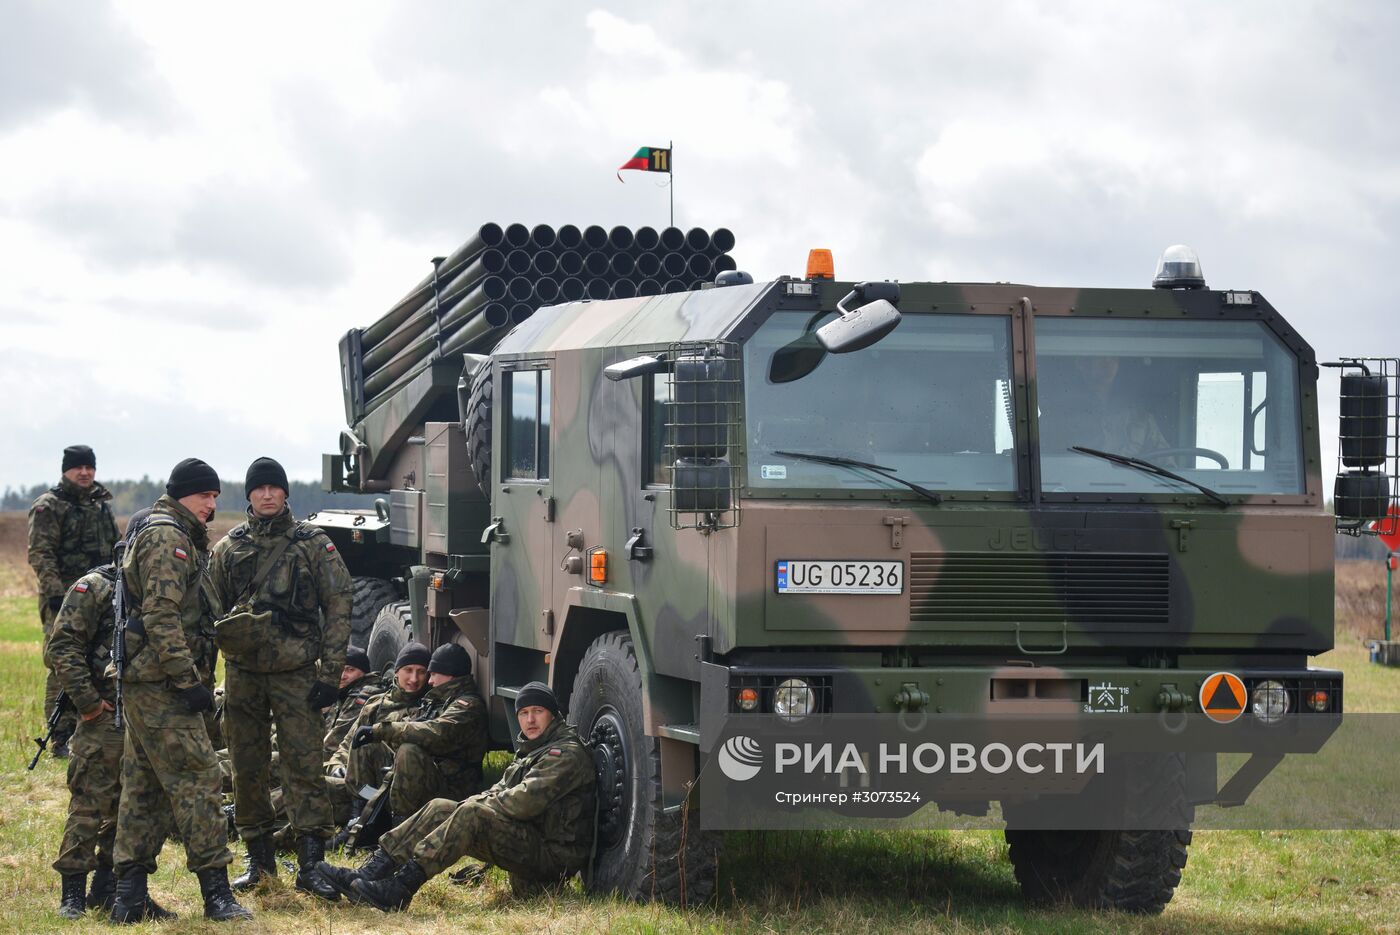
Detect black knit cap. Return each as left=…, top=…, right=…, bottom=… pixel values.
left=166, top=458, right=221, bottom=500
left=62, top=445, right=96, bottom=472
left=345, top=646, right=371, bottom=674
left=245, top=456, right=289, bottom=500
left=428, top=643, right=471, bottom=678
left=515, top=680, right=559, bottom=715
left=395, top=641, right=431, bottom=670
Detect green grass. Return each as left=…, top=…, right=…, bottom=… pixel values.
left=1, top=601, right=1398, bottom=932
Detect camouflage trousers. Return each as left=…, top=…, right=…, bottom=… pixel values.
left=387, top=744, right=476, bottom=820
left=39, top=600, right=78, bottom=741
left=113, top=680, right=231, bottom=874
left=380, top=796, right=581, bottom=881
left=52, top=708, right=124, bottom=873
left=224, top=662, right=333, bottom=841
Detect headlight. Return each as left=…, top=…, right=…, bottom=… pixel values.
left=773, top=678, right=815, bottom=719
left=1250, top=680, right=1290, bottom=723
left=734, top=687, right=759, bottom=712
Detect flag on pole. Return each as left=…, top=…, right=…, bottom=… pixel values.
left=617, top=145, right=671, bottom=182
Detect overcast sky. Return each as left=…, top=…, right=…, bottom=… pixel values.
left=3, top=1, right=1397, bottom=492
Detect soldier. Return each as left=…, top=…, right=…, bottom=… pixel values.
left=323, top=646, right=385, bottom=760
left=45, top=560, right=167, bottom=919
left=317, top=682, right=596, bottom=912
left=209, top=457, right=352, bottom=901
left=347, top=643, right=488, bottom=821
left=325, top=643, right=430, bottom=835
left=29, top=444, right=120, bottom=758
left=109, top=458, right=252, bottom=923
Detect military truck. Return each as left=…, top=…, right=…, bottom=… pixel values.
left=316, top=226, right=1390, bottom=912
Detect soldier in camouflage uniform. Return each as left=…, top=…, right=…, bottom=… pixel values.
left=28, top=445, right=119, bottom=758
left=209, top=457, right=352, bottom=901
left=110, top=459, right=252, bottom=923
left=318, top=682, right=596, bottom=911
left=325, top=643, right=430, bottom=832
left=347, top=643, right=488, bottom=821
left=45, top=562, right=167, bottom=919
left=323, top=646, right=385, bottom=760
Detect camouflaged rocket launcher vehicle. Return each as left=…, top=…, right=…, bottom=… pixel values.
left=317, top=234, right=1386, bottom=911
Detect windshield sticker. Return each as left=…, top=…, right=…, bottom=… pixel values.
left=761, top=464, right=788, bottom=480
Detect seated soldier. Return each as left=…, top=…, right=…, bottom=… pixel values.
left=325, top=643, right=430, bottom=833
left=323, top=646, right=386, bottom=759
left=348, top=643, right=488, bottom=822
left=314, top=682, right=595, bottom=910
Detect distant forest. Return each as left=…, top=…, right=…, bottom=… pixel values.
left=1, top=477, right=377, bottom=517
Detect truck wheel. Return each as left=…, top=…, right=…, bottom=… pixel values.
left=349, top=577, right=399, bottom=649
left=464, top=360, right=493, bottom=494
left=568, top=631, right=719, bottom=905
left=1004, top=828, right=1192, bottom=914
left=366, top=601, right=412, bottom=674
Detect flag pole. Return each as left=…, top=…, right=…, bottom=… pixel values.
left=669, top=140, right=674, bottom=228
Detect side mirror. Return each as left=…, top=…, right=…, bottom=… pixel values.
left=816, top=281, right=902, bottom=353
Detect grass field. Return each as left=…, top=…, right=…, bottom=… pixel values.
left=0, top=513, right=1397, bottom=932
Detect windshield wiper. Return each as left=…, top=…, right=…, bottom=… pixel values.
left=1070, top=446, right=1229, bottom=508
left=774, top=450, right=942, bottom=505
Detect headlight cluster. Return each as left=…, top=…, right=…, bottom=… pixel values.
left=732, top=676, right=821, bottom=717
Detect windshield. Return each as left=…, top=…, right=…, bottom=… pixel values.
left=744, top=312, right=1017, bottom=493
left=1035, top=318, right=1304, bottom=496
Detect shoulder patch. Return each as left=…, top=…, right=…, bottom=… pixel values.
left=174, top=547, right=188, bottom=561
left=34, top=505, right=46, bottom=512
left=354, top=696, right=367, bottom=705
left=74, top=582, right=88, bottom=593
left=324, top=542, right=336, bottom=552
left=547, top=748, right=563, bottom=756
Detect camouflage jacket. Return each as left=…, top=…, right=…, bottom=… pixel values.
left=322, top=672, right=387, bottom=761
left=121, top=495, right=219, bottom=690
left=477, top=719, right=596, bottom=853
left=44, top=564, right=119, bottom=715
left=327, top=683, right=426, bottom=775
left=375, top=673, right=488, bottom=791
left=27, top=479, right=120, bottom=600
left=210, top=507, right=353, bottom=676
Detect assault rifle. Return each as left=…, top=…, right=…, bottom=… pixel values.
left=111, top=538, right=130, bottom=730
left=29, top=691, right=72, bottom=770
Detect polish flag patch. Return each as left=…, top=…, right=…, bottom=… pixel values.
left=547, top=748, right=563, bottom=756
left=74, top=582, right=88, bottom=593
left=174, top=547, right=188, bottom=561
left=324, top=542, right=336, bottom=552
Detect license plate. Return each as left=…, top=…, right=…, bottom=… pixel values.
left=775, top=560, right=903, bottom=594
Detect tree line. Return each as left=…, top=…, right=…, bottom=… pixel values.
left=1, top=477, right=376, bottom=517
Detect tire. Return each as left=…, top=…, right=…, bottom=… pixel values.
left=366, top=601, right=412, bottom=674
left=463, top=360, right=493, bottom=494
left=568, top=631, right=719, bottom=905
left=1004, top=828, right=1192, bottom=914
left=349, top=576, right=399, bottom=649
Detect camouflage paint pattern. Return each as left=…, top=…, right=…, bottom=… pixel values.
left=46, top=567, right=123, bottom=874
left=378, top=718, right=595, bottom=879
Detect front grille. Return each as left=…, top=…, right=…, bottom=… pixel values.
left=909, top=551, right=1169, bottom=626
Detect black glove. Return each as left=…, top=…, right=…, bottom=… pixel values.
left=47, top=595, right=63, bottom=613
left=351, top=725, right=377, bottom=749
left=179, top=684, right=215, bottom=714
left=306, top=681, right=338, bottom=710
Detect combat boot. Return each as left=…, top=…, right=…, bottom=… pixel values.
left=230, top=834, right=277, bottom=891
left=58, top=872, right=86, bottom=919
left=196, top=867, right=253, bottom=921
left=109, top=867, right=178, bottom=924
left=351, top=858, right=427, bottom=912
left=294, top=836, right=339, bottom=901
left=315, top=847, right=397, bottom=900
left=86, top=862, right=115, bottom=912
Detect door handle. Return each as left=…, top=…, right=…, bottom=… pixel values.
left=481, top=517, right=510, bottom=545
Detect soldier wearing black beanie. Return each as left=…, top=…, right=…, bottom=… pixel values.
left=244, top=457, right=289, bottom=500
left=166, top=458, right=222, bottom=500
